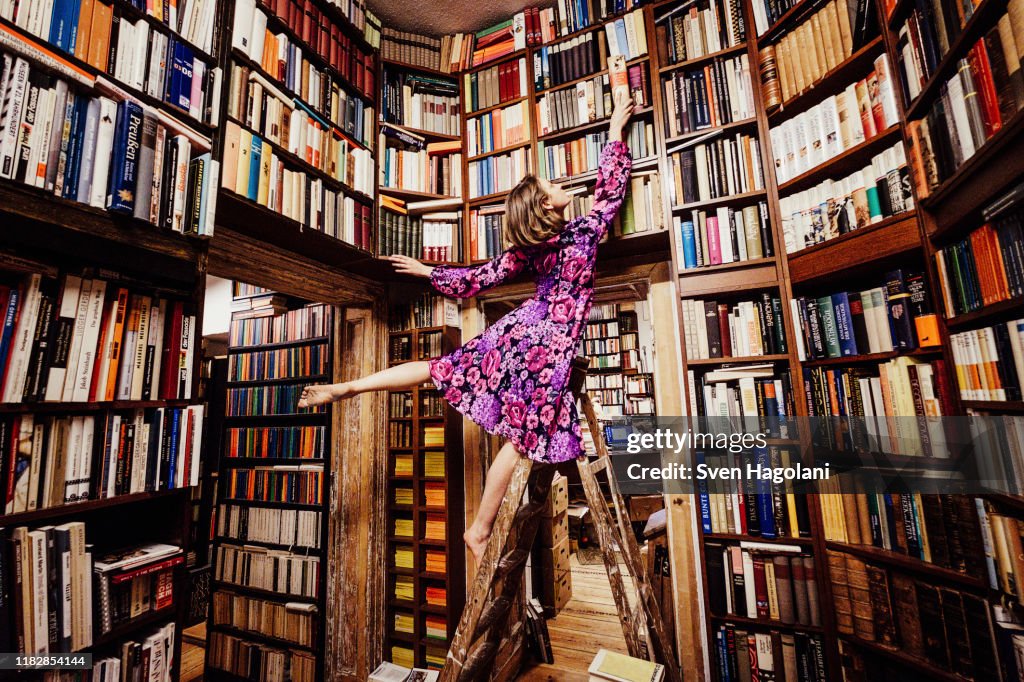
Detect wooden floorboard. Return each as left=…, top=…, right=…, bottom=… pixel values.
left=518, top=555, right=628, bottom=680
left=181, top=622, right=206, bottom=682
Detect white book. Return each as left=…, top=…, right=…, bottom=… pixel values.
left=742, top=550, right=757, bottom=618
left=71, top=279, right=107, bottom=402
left=0, top=57, right=29, bottom=179
left=131, top=20, right=149, bottom=90
left=231, top=0, right=256, bottom=53
left=89, top=97, right=118, bottom=208
left=44, top=275, right=82, bottom=401
left=28, top=529, right=48, bottom=653
left=74, top=98, right=101, bottom=201
left=2, top=273, right=42, bottom=402
left=171, top=136, right=191, bottom=231
left=250, top=11, right=268, bottom=64
left=188, top=405, right=204, bottom=486
left=23, top=84, right=50, bottom=186
left=131, top=409, right=148, bottom=493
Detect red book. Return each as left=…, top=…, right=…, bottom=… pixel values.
left=497, top=63, right=508, bottom=102
left=970, top=41, right=1003, bottom=137
left=510, top=59, right=521, bottom=98
left=87, top=296, right=113, bottom=402
left=111, top=555, right=184, bottom=584
left=160, top=301, right=184, bottom=400
left=932, top=358, right=956, bottom=416
left=752, top=557, right=769, bottom=618
left=301, top=0, right=313, bottom=43
left=718, top=304, right=732, bottom=358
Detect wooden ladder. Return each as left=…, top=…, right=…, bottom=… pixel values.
left=439, top=359, right=683, bottom=682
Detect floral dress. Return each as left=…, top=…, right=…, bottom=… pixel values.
left=427, top=141, right=632, bottom=463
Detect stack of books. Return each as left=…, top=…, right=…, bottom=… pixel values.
left=394, top=576, right=415, bottom=601
left=423, top=451, right=445, bottom=477
left=655, top=0, right=747, bottom=67
left=424, top=482, right=446, bottom=508
left=681, top=294, right=787, bottom=360
left=425, top=550, right=446, bottom=574
left=425, top=514, right=446, bottom=541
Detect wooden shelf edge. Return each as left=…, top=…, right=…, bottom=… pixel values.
left=825, top=541, right=987, bottom=589
left=0, top=488, right=188, bottom=526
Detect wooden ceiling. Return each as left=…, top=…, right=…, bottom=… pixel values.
left=366, top=0, right=552, bottom=35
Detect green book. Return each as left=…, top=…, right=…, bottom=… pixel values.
left=816, top=296, right=841, bottom=358
left=475, top=19, right=513, bottom=39
left=620, top=192, right=636, bottom=235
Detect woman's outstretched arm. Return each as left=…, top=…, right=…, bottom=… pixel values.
left=390, top=250, right=531, bottom=299
left=586, top=91, right=634, bottom=231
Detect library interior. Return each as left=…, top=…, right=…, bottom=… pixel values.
left=0, top=0, right=1023, bottom=679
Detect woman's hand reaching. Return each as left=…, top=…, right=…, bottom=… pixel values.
left=387, top=255, right=434, bottom=278
left=608, top=90, right=635, bottom=143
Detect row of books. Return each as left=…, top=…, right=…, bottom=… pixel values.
left=906, top=17, right=1024, bottom=197
left=792, top=272, right=939, bottom=361
left=828, top=549, right=1001, bottom=680
left=697, top=450, right=812, bottom=539
left=758, top=0, right=874, bottom=108
left=232, top=33, right=374, bottom=149
left=712, top=625, right=827, bottom=682
left=467, top=146, right=527, bottom=199
left=228, top=304, right=331, bottom=347
left=211, top=591, right=317, bottom=647
left=805, top=361, right=951, bottom=456
left=94, top=544, right=182, bottom=634
left=779, top=142, right=914, bottom=252
left=215, top=543, right=320, bottom=598
left=466, top=100, right=529, bottom=157
left=688, top=365, right=796, bottom=424
left=537, top=67, right=648, bottom=137
left=820, top=490, right=986, bottom=575
left=0, top=272, right=197, bottom=404
left=228, top=345, right=328, bottom=383
left=537, top=120, right=654, bottom=181
left=208, top=629, right=316, bottom=682
left=675, top=201, right=774, bottom=270
left=751, top=0, right=877, bottom=46
left=388, top=293, right=455, bottom=331
left=1, top=6, right=218, bottom=124
left=707, top=544, right=822, bottom=627
left=379, top=129, right=461, bottom=196
left=381, top=69, right=460, bottom=137
left=89, top=622, right=176, bottom=682
left=232, top=0, right=376, bottom=101
left=653, top=0, right=746, bottom=67
left=661, top=54, right=756, bottom=138
left=950, top=321, right=1024, bottom=402
left=388, top=422, right=412, bottom=448
left=378, top=206, right=462, bottom=263
left=768, top=56, right=900, bottom=186
left=934, top=208, right=1024, bottom=317
left=387, top=391, right=412, bottom=418
left=217, top=503, right=322, bottom=548
left=1, top=406, right=202, bottom=516
left=561, top=171, right=666, bottom=236
left=669, top=132, right=765, bottom=206
left=379, top=27, right=445, bottom=71
left=221, top=120, right=375, bottom=249
left=468, top=204, right=505, bottom=261
left=226, top=382, right=326, bottom=416
left=681, top=294, right=788, bottom=360
left=462, top=57, right=528, bottom=113
left=227, top=71, right=374, bottom=193
left=531, top=31, right=610, bottom=93
left=547, top=0, right=648, bottom=38
left=0, top=51, right=218, bottom=233
left=225, top=464, right=324, bottom=504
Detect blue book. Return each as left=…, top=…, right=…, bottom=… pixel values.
left=614, top=19, right=629, bottom=58
left=175, top=43, right=194, bottom=111
left=830, top=292, right=858, bottom=356
left=883, top=494, right=898, bottom=549
left=48, top=0, right=69, bottom=49
left=0, top=288, right=20, bottom=371
left=680, top=220, right=697, bottom=269
left=106, top=100, right=143, bottom=213
left=696, top=451, right=711, bottom=532
left=63, top=97, right=89, bottom=201
left=65, top=0, right=82, bottom=53
left=168, top=408, right=181, bottom=488
left=754, top=446, right=776, bottom=539
left=247, top=135, right=261, bottom=201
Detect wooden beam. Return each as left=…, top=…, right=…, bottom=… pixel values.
left=325, top=303, right=389, bottom=681
left=207, top=227, right=383, bottom=306
left=647, top=262, right=707, bottom=682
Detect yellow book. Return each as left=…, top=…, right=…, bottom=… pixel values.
left=258, top=140, right=272, bottom=205
left=588, top=649, right=664, bottom=682
left=235, top=128, right=252, bottom=195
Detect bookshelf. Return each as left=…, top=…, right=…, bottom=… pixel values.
left=384, top=323, right=465, bottom=670
left=205, top=296, right=334, bottom=682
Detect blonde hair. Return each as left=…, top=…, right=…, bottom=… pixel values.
left=503, top=175, right=566, bottom=249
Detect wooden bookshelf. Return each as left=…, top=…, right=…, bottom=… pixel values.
left=384, top=325, right=465, bottom=670
left=205, top=298, right=334, bottom=681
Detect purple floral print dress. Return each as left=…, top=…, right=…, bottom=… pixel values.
left=427, top=141, right=632, bottom=463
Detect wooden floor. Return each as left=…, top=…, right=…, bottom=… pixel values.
left=181, top=622, right=206, bottom=682
left=174, top=556, right=625, bottom=682
left=518, top=554, right=629, bottom=681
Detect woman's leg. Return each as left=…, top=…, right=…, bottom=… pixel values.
left=298, top=360, right=431, bottom=408
left=464, top=441, right=522, bottom=563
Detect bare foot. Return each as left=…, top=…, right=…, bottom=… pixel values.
left=297, top=383, right=352, bottom=409
left=464, top=526, right=490, bottom=564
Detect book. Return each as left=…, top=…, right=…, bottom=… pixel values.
left=589, top=648, right=665, bottom=682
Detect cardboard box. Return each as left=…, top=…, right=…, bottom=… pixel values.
left=542, top=567, right=572, bottom=614
left=543, top=475, right=568, bottom=517
left=628, top=495, right=664, bottom=523
left=538, top=510, right=568, bottom=548
left=540, top=536, right=570, bottom=580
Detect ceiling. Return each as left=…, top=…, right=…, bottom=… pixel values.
left=367, top=0, right=553, bottom=36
